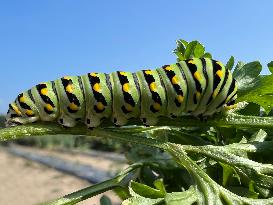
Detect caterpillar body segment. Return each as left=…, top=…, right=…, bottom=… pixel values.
left=5, top=58, right=237, bottom=128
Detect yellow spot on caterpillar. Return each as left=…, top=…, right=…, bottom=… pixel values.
left=216, top=70, right=223, bottom=78
left=123, top=83, right=130, bottom=92
left=119, top=71, right=127, bottom=76
left=40, top=88, right=48, bottom=95
left=225, top=104, right=237, bottom=110
left=164, top=66, right=172, bottom=71
left=196, top=92, right=201, bottom=99
left=212, top=91, right=217, bottom=98
left=176, top=95, right=184, bottom=103
left=145, top=70, right=153, bottom=75
left=19, top=96, right=25, bottom=103
left=66, top=84, right=73, bottom=93
left=90, top=72, right=97, bottom=77
left=45, top=104, right=54, bottom=111
left=125, top=103, right=133, bottom=112
left=69, top=102, right=78, bottom=111
left=12, top=104, right=22, bottom=115
left=25, top=109, right=34, bottom=116
left=63, top=76, right=71, bottom=80
left=149, top=82, right=156, bottom=91
left=153, top=103, right=161, bottom=111
left=96, top=102, right=104, bottom=111
left=93, top=83, right=101, bottom=92
left=188, top=60, right=194, bottom=64
left=171, top=76, right=179, bottom=84
left=194, top=72, right=201, bottom=81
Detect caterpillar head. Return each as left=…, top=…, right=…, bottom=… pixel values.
left=5, top=98, right=39, bottom=127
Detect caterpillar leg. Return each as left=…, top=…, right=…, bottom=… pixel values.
left=141, top=116, right=158, bottom=126
left=57, top=113, right=77, bottom=128
left=84, top=110, right=101, bottom=129
left=111, top=114, right=128, bottom=127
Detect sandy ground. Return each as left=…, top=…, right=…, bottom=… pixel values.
left=0, top=148, right=122, bottom=205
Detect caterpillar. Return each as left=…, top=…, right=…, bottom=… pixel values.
left=5, top=58, right=237, bottom=128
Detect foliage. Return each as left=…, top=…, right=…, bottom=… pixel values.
left=0, top=115, right=5, bottom=128
left=1, top=39, right=273, bottom=204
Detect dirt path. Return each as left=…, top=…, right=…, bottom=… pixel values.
left=0, top=148, right=121, bottom=205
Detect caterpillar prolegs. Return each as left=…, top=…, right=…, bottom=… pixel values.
left=5, top=58, right=237, bottom=128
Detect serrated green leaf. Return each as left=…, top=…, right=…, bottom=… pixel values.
left=173, top=51, right=185, bottom=61
left=249, top=129, right=267, bottom=142
left=100, top=195, right=112, bottom=205
left=181, top=40, right=188, bottom=47
left=249, top=180, right=259, bottom=199
left=233, top=61, right=262, bottom=93
left=153, top=179, right=166, bottom=194
left=268, top=61, right=273, bottom=73
left=233, top=61, right=245, bottom=77
left=238, top=102, right=260, bottom=116
left=175, top=40, right=186, bottom=54
left=237, top=75, right=273, bottom=113
left=202, top=52, right=212, bottom=58
left=164, top=186, right=198, bottom=205
left=122, top=197, right=163, bottom=205
left=122, top=186, right=163, bottom=205
left=193, top=43, right=205, bottom=58
left=220, top=162, right=240, bottom=186
left=165, top=143, right=273, bottom=204
left=184, top=41, right=198, bottom=59
left=174, top=39, right=211, bottom=61
left=226, top=56, right=235, bottom=70
left=131, top=181, right=165, bottom=198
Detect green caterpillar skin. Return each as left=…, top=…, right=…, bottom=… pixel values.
left=5, top=58, right=237, bottom=128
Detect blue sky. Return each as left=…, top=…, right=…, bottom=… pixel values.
left=1, top=1, right=273, bottom=114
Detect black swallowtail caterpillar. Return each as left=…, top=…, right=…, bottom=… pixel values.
left=5, top=58, right=237, bottom=128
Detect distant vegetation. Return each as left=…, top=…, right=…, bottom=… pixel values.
left=0, top=115, right=4, bottom=128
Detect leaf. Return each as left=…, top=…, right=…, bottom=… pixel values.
left=268, top=61, right=273, bottom=73
left=100, top=195, right=112, bottom=205
left=220, top=162, right=240, bottom=186
left=175, top=40, right=187, bottom=54
left=233, top=61, right=262, bottom=92
left=202, top=52, right=212, bottom=58
left=164, top=186, right=198, bottom=205
left=130, top=181, right=165, bottom=198
left=165, top=143, right=273, bottom=204
left=181, top=40, right=188, bottom=47
left=182, top=142, right=273, bottom=198
left=249, top=129, right=267, bottom=142
left=249, top=180, right=259, bottom=199
left=237, top=75, right=273, bottom=113
left=226, top=56, right=235, bottom=70
left=232, top=61, right=245, bottom=77
left=153, top=179, right=166, bottom=194
left=237, top=102, right=260, bottom=116
left=173, top=51, right=185, bottom=61
left=122, top=186, right=164, bottom=205
left=193, top=43, right=205, bottom=58
left=174, top=39, right=211, bottom=61
left=184, top=41, right=198, bottom=59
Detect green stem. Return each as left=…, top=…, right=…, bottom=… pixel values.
left=43, top=163, right=141, bottom=205
left=2, top=113, right=273, bottom=142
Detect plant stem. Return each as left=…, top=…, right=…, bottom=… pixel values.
left=1, top=113, right=273, bottom=142
left=43, top=163, right=141, bottom=205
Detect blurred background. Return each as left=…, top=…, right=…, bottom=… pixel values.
left=1, top=0, right=273, bottom=204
